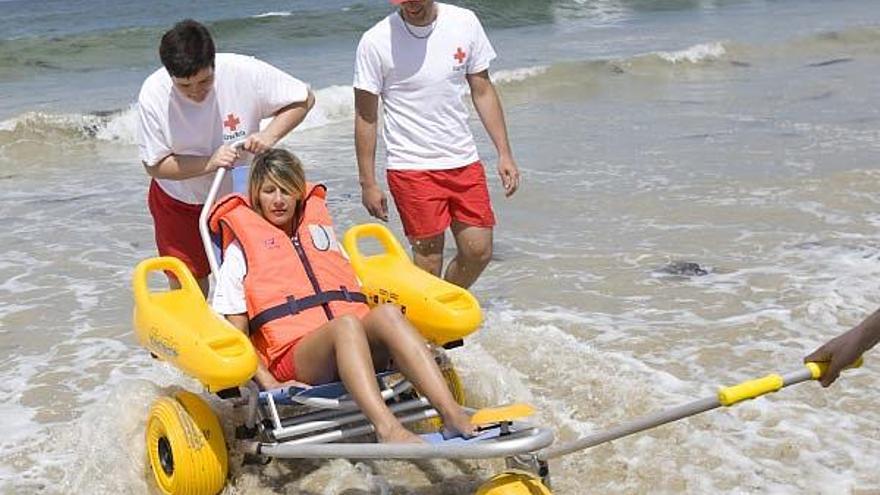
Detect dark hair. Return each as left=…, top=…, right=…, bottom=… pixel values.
left=159, top=19, right=216, bottom=78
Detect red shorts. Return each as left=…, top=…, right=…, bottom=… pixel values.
left=147, top=180, right=211, bottom=279
left=267, top=342, right=300, bottom=383
left=387, top=161, right=496, bottom=239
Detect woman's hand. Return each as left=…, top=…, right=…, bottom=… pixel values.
left=279, top=379, right=312, bottom=390
left=255, top=373, right=312, bottom=391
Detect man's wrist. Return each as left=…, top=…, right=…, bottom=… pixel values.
left=850, top=324, right=872, bottom=354
left=497, top=149, right=514, bottom=161
left=260, top=130, right=281, bottom=146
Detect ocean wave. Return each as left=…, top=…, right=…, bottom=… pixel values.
left=3, top=20, right=877, bottom=147
left=0, top=42, right=747, bottom=148
left=252, top=11, right=292, bottom=19
left=0, top=84, right=358, bottom=146
left=784, top=25, right=880, bottom=61
left=0, top=110, right=133, bottom=143
left=813, top=25, right=880, bottom=45
left=3, top=6, right=877, bottom=88
left=0, top=27, right=157, bottom=81
left=0, top=1, right=567, bottom=82
left=552, top=0, right=633, bottom=26
left=492, top=65, right=551, bottom=84
left=655, top=41, right=727, bottom=64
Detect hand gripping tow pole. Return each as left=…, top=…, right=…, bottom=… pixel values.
left=198, top=139, right=249, bottom=276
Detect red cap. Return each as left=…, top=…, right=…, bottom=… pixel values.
left=389, top=0, right=412, bottom=4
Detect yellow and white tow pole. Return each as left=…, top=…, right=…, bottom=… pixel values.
left=477, top=360, right=863, bottom=494
left=538, top=359, right=862, bottom=461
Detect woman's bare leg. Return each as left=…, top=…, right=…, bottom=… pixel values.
left=292, top=315, right=421, bottom=443
left=362, top=304, right=475, bottom=437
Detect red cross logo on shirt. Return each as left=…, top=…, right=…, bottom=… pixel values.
left=454, top=47, right=467, bottom=64
left=223, top=113, right=240, bottom=132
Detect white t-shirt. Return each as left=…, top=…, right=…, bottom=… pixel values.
left=211, top=240, right=248, bottom=315
left=137, top=53, right=310, bottom=204
left=353, top=3, right=496, bottom=171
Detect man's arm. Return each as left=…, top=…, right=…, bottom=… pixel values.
left=354, top=88, right=388, bottom=221
left=138, top=90, right=238, bottom=180
left=143, top=145, right=239, bottom=180
left=243, top=89, right=316, bottom=154
left=805, top=308, right=880, bottom=386
left=144, top=90, right=316, bottom=179
left=467, top=70, right=520, bottom=197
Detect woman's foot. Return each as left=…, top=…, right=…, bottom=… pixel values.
left=377, top=424, right=423, bottom=444
left=441, top=409, right=476, bottom=439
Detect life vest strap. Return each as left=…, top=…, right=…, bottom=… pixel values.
left=249, top=289, right=368, bottom=333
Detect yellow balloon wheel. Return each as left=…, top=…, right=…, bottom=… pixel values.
left=442, top=364, right=466, bottom=404
left=475, top=470, right=553, bottom=495
left=145, top=392, right=228, bottom=495
left=174, top=391, right=228, bottom=481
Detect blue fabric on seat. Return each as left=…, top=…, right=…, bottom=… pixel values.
left=419, top=426, right=503, bottom=445
left=258, top=370, right=399, bottom=406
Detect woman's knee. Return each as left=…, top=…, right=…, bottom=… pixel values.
left=372, top=303, right=405, bottom=322
left=330, top=314, right=367, bottom=342
left=373, top=304, right=416, bottom=332
left=367, top=304, right=418, bottom=341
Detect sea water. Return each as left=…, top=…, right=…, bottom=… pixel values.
left=1, top=0, right=879, bottom=493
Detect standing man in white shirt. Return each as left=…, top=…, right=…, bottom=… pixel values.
left=354, top=0, right=520, bottom=289
left=137, top=19, right=315, bottom=295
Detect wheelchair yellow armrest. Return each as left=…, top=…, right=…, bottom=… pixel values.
left=132, top=257, right=257, bottom=392
left=343, top=224, right=482, bottom=346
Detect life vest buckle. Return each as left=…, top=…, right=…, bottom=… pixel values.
left=286, top=296, right=300, bottom=315
left=340, top=286, right=353, bottom=303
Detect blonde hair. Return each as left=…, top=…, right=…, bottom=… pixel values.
left=249, top=148, right=307, bottom=218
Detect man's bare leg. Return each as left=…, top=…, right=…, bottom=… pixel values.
left=444, top=222, right=492, bottom=289
left=409, top=232, right=445, bottom=278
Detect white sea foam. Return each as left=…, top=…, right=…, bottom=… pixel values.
left=0, top=84, right=361, bottom=147
left=657, top=41, right=727, bottom=63
left=492, top=65, right=549, bottom=84
left=0, top=111, right=105, bottom=136
left=252, top=11, right=292, bottom=18
left=294, top=84, right=355, bottom=132
left=95, top=105, right=138, bottom=143
left=0, top=64, right=562, bottom=148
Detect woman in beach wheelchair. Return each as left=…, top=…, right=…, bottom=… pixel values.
left=208, top=148, right=475, bottom=443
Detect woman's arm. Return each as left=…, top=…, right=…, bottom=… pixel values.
left=225, top=313, right=286, bottom=390
left=215, top=242, right=310, bottom=390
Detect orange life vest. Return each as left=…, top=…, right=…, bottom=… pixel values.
left=208, top=183, right=369, bottom=368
